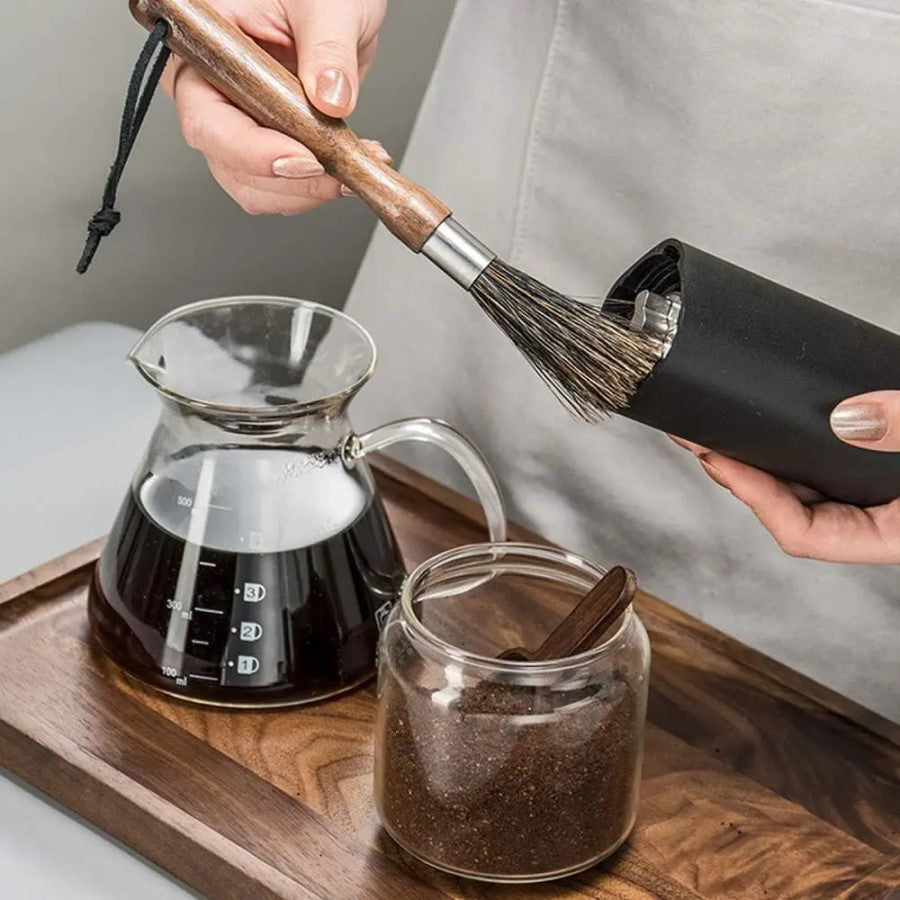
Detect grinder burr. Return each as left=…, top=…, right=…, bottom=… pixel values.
left=607, top=240, right=900, bottom=508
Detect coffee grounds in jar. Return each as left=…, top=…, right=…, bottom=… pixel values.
left=376, top=666, right=641, bottom=879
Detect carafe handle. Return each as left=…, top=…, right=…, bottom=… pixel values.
left=343, top=418, right=507, bottom=542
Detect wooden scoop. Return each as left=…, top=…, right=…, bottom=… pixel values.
left=499, top=566, right=636, bottom=662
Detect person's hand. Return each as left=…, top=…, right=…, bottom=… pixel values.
left=672, top=391, right=900, bottom=564
left=162, top=0, right=390, bottom=214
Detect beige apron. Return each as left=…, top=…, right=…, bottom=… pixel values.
left=346, top=0, right=900, bottom=720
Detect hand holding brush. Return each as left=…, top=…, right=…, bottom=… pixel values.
left=158, top=0, right=391, bottom=215
left=126, top=0, right=659, bottom=418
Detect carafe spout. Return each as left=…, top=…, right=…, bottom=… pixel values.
left=123, top=295, right=377, bottom=419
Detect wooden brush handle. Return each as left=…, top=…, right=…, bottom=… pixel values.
left=129, top=0, right=450, bottom=251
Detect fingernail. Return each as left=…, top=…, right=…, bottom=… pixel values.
left=699, top=458, right=729, bottom=490
left=830, top=402, right=888, bottom=441
left=316, top=68, right=351, bottom=110
left=362, top=139, right=392, bottom=163
left=670, top=435, right=707, bottom=457
left=273, top=156, right=325, bottom=179
left=340, top=184, right=356, bottom=198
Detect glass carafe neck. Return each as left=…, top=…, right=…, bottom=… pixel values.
left=154, top=399, right=354, bottom=452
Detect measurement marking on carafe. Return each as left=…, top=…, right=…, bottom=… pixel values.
left=190, top=639, right=210, bottom=646
left=198, top=560, right=216, bottom=568
left=194, top=606, right=225, bottom=616
left=240, top=583, right=267, bottom=603
left=207, top=504, right=232, bottom=511
left=239, top=622, right=263, bottom=641
left=225, top=656, right=260, bottom=674
left=187, top=673, right=218, bottom=683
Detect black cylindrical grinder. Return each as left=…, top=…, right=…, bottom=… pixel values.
left=606, top=240, right=900, bottom=507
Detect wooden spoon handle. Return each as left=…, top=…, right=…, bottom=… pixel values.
left=529, top=566, right=637, bottom=661
left=129, top=0, right=450, bottom=251
left=496, top=567, right=637, bottom=662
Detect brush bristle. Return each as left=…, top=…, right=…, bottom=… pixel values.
left=470, top=258, right=659, bottom=421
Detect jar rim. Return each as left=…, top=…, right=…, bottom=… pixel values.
left=399, top=541, right=636, bottom=674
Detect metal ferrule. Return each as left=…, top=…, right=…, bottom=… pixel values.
left=420, top=218, right=496, bottom=289
left=629, top=289, right=681, bottom=358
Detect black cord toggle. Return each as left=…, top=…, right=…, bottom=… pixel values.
left=88, top=208, right=122, bottom=237
left=77, top=20, right=171, bottom=274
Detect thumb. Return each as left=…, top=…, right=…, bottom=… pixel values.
left=830, top=390, right=900, bottom=451
left=287, top=0, right=367, bottom=117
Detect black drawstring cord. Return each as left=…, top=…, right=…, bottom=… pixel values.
left=77, top=20, right=171, bottom=274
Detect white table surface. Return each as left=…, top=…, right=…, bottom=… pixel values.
left=0, top=324, right=194, bottom=898
left=0, top=771, right=195, bottom=899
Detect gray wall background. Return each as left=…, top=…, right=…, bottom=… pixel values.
left=0, top=0, right=455, bottom=354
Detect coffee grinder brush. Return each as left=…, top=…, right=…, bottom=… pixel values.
left=605, top=240, right=900, bottom=507
left=123, top=0, right=659, bottom=420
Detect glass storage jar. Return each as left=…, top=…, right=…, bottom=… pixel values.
left=374, top=542, right=650, bottom=883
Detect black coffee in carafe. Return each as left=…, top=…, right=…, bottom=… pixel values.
left=92, top=296, right=506, bottom=707
left=89, top=447, right=405, bottom=705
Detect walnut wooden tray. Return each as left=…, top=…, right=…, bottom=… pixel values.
left=1, top=459, right=898, bottom=898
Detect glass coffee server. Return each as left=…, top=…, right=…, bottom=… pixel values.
left=89, top=296, right=505, bottom=707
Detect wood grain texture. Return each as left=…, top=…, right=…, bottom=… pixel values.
left=0, top=537, right=103, bottom=603
left=0, top=459, right=898, bottom=898
left=839, top=856, right=900, bottom=899
left=130, top=0, right=450, bottom=251
left=376, top=456, right=900, bottom=854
